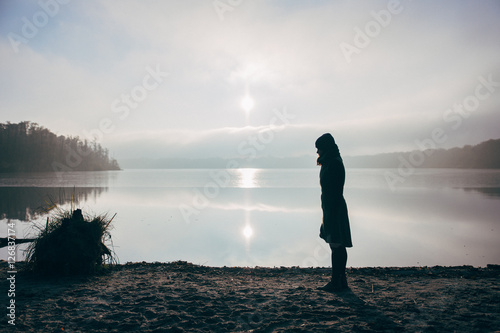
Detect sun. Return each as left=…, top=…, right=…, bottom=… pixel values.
left=243, top=225, right=254, bottom=239
left=241, top=95, right=255, bottom=113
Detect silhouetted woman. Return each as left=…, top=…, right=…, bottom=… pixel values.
left=315, top=133, right=352, bottom=292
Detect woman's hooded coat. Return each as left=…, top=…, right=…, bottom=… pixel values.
left=316, top=134, right=353, bottom=248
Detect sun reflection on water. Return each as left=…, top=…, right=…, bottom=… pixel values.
left=238, top=168, right=258, bottom=188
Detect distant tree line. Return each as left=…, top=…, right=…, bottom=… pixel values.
left=344, top=138, right=500, bottom=169
left=0, top=121, right=120, bottom=172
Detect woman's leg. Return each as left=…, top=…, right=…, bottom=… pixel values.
left=331, top=245, right=348, bottom=289
left=333, top=246, right=348, bottom=288
left=319, top=244, right=348, bottom=291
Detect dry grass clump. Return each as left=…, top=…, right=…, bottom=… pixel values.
left=25, top=209, right=116, bottom=276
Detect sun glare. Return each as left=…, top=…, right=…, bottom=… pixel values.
left=243, top=225, right=254, bottom=239
left=241, top=95, right=255, bottom=113
left=239, top=168, right=257, bottom=188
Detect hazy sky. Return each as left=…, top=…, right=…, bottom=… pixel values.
left=1, top=0, right=499, bottom=160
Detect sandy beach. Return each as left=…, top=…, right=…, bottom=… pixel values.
left=2, top=261, right=499, bottom=332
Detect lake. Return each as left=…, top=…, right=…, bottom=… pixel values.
left=1, top=168, right=499, bottom=268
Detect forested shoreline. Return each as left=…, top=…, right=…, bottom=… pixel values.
left=0, top=121, right=120, bottom=172
left=344, top=138, right=500, bottom=169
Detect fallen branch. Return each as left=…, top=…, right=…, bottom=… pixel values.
left=0, top=237, right=36, bottom=248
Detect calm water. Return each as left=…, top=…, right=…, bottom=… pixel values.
left=1, top=168, right=499, bottom=268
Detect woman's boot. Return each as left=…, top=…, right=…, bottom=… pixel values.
left=318, top=246, right=348, bottom=292
left=317, top=274, right=343, bottom=292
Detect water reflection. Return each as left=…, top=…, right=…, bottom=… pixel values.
left=0, top=171, right=118, bottom=187
left=237, top=168, right=259, bottom=188
left=1, top=169, right=499, bottom=268
left=242, top=209, right=254, bottom=255
left=347, top=185, right=500, bottom=267
left=28, top=186, right=500, bottom=267
left=0, top=187, right=108, bottom=221
left=463, top=187, right=500, bottom=198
